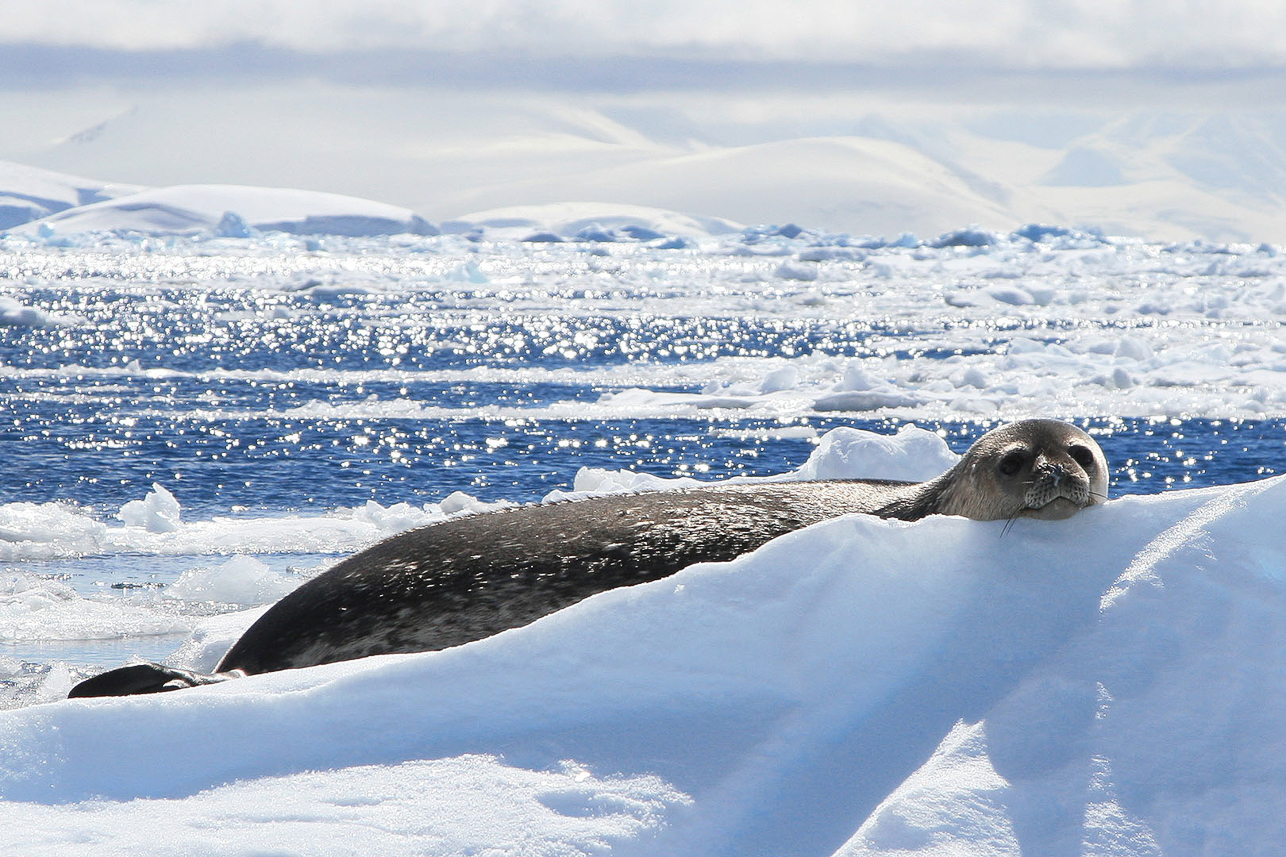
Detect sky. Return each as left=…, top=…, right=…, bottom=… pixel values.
left=5, top=1, right=1286, bottom=239
left=6, top=1, right=1286, bottom=71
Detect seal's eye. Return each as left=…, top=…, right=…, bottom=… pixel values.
left=997, top=451, right=1026, bottom=477
left=1068, top=445, right=1096, bottom=470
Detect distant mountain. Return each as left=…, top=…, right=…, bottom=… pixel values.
left=438, top=136, right=1026, bottom=240
left=11, top=96, right=1286, bottom=242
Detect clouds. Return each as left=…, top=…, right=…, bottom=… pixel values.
left=5, top=0, right=1286, bottom=77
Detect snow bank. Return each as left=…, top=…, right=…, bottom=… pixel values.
left=11, top=184, right=437, bottom=238
left=788, top=424, right=958, bottom=482
left=2, top=474, right=1285, bottom=855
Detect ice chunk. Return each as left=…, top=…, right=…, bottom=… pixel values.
left=791, top=424, right=959, bottom=482
left=117, top=484, right=182, bottom=534
left=166, top=556, right=302, bottom=606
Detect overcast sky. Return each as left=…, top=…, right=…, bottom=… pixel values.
left=6, top=1, right=1286, bottom=85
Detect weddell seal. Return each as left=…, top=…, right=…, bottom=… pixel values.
left=69, top=419, right=1108, bottom=698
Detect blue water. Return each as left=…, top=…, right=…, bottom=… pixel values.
left=0, top=281, right=1279, bottom=518
left=4, top=407, right=1281, bottom=514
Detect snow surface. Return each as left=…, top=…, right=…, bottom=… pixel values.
left=2, top=425, right=1286, bottom=855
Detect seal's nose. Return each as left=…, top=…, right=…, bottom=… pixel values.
left=1034, top=456, right=1066, bottom=486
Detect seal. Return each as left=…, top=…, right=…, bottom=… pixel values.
left=68, top=419, right=1107, bottom=698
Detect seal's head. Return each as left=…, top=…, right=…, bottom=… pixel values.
left=937, top=419, right=1108, bottom=522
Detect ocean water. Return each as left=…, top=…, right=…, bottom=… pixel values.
left=1, top=228, right=1284, bottom=688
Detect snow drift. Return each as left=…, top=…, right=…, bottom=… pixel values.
left=1, top=471, right=1284, bottom=856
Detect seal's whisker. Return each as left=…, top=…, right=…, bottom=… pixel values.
left=1000, top=513, right=1020, bottom=539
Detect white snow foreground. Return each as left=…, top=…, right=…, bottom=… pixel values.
left=2, top=474, right=1285, bottom=855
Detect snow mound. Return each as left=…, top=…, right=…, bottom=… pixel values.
left=3, top=478, right=1285, bottom=855
left=542, top=425, right=953, bottom=502
left=12, top=184, right=437, bottom=238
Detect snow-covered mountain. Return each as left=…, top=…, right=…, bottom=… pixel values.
left=0, top=161, right=143, bottom=230
left=9, top=181, right=438, bottom=238
left=11, top=89, right=1286, bottom=242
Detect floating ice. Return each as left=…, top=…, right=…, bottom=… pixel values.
left=0, top=573, right=188, bottom=642
left=0, top=488, right=503, bottom=563
left=790, top=424, right=958, bottom=482
left=451, top=201, right=742, bottom=243
left=117, top=483, right=182, bottom=533
left=0, top=501, right=111, bottom=561
left=165, top=556, right=303, bottom=607
left=776, top=260, right=820, bottom=281
left=0, top=296, right=58, bottom=327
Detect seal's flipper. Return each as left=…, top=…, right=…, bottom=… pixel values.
left=68, top=663, right=235, bottom=698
